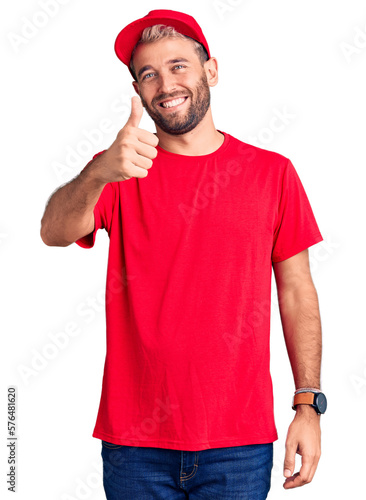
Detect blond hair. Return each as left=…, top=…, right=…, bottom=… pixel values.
left=129, top=25, right=209, bottom=81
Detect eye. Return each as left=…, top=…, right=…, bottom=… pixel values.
left=142, top=72, right=155, bottom=81
left=141, top=65, right=186, bottom=81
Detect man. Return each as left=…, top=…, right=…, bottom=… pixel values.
left=40, top=9, right=326, bottom=499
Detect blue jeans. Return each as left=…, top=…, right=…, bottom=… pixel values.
left=101, top=440, right=273, bottom=499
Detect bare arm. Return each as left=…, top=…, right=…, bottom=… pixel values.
left=40, top=96, right=159, bottom=247
left=273, top=248, right=322, bottom=390
left=40, top=159, right=106, bottom=246
left=272, top=248, right=322, bottom=490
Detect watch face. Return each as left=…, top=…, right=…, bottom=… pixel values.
left=315, top=393, right=327, bottom=414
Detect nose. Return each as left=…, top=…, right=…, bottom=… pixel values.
left=157, top=70, right=177, bottom=95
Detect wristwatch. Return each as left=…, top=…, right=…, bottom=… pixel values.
left=292, top=390, right=327, bottom=414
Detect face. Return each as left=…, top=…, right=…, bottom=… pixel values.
left=132, top=38, right=214, bottom=135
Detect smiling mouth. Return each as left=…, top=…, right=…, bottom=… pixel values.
left=159, top=96, right=188, bottom=109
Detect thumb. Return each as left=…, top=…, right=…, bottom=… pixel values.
left=127, top=95, right=143, bottom=128
left=283, top=443, right=296, bottom=478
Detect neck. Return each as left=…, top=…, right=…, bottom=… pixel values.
left=154, top=108, right=224, bottom=156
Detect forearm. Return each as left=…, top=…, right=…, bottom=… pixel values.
left=278, top=284, right=322, bottom=390
left=273, top=252, right=323, bottom=489
left=40, top=159, right=106, bottom=247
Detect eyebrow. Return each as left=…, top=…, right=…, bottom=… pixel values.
left=137, top=58, right=190, bottom=79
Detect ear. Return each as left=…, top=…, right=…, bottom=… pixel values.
left=132, top=81, right=140, bottom=95
left=204, top=57, right=219, bottom=87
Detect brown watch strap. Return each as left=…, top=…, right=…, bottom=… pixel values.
left=293, top=392, right=315, bottom=407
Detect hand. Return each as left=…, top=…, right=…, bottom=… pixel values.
left=283, top=405, right=321, bottom=489
left=93, top=96, right=159, bottom=184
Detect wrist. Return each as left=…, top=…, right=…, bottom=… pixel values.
left=292, top=390, right=327, bottom=415
left=83, top=155, right=108, bottom=189
left=294, top=386, right=321, bottom=394
left=295, top=404, right=320, bottom=417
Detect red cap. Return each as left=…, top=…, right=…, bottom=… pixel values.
left=114, top=10, right=211, bottom=78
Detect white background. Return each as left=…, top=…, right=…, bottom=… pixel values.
left=1, top=0, right=366, bottom=498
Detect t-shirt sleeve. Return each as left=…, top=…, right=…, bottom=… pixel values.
left=271, top=159, right=323, bottom=263
left=75, top=150, right=114, bottom=249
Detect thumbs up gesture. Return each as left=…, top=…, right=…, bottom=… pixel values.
left=92, top=96, right=159, bottom=184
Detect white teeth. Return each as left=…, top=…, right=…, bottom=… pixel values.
left=161, top=97, right=186, bottom=108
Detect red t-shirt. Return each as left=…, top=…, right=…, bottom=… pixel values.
left=76, top=130, right=323, bottom=451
